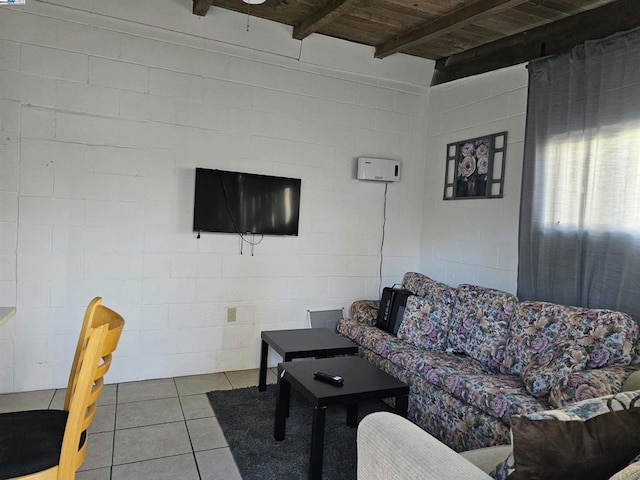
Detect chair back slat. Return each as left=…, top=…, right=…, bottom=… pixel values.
left=58, top=301, right=125, bottom=479
left=64, top=299, right=124, bottom=411
left=58, top=324, right=108, bottom=478
left=81, top=403, right=97, bottom=433
left=64, top=298, right=103, bottom=411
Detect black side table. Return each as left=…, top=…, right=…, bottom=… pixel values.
left=274, top=356, right=409, bottom=480
left=258, top=328, right=358, bottom=392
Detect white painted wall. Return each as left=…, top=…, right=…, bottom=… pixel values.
left=419, top=66, right=529, bottom=294
left=0, top=0, right=433, bottom=391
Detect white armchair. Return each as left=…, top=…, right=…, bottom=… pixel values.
left=357, top=411, right=509, bottom=479
left=357, top=369, right=640, bottom=480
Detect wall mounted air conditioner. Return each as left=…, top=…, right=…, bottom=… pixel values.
left=356, top=157, right=401, bottom=182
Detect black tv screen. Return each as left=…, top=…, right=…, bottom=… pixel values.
left=193, top=168, right=301, bottom=236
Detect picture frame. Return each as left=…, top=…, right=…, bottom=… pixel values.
left=443, top=131, right=507, bottom=200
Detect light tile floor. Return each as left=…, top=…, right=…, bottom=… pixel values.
left=0, top=368, right=279, bottom=480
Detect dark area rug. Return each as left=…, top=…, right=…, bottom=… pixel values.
left=207, top=385, right=393, bottom=480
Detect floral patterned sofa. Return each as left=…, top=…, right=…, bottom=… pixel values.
left=337, top=272, right=640, bottom=452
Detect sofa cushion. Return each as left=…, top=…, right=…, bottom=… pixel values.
left=396, top=279, right=457, bottom=351
left=402, top=272, right=444, bottom=297
left=499, top=390, right=640, bottom=480
left=520, top=341, right=590, bottom=398
left=359, top=348, right=513, bottom=452
left=502, top=301, right=567, bottom=376
left=338, top=317, right=407, bottom=359
left=448, top=285, right=518, bottom=374
left=340, top=317, right=487, bottom=376
left=349, top=300, right=380, bottom=326
left=548, top=366, right=638, bottom=408
left=503, top=301, right=639, bottom=377
left=390, top=346, right=487, bottom=380
left=433, top=372, right=547, bottom=424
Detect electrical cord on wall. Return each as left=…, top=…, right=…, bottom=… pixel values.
left=378, top=182, right=388, bottom=297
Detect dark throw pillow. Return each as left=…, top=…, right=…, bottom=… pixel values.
left=505, top=390, right=640, bottom=480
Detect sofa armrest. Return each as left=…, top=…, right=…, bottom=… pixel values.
left=350, top=300, right=379, bottom=326
left=460, top=445, right=512, bottom=474
left=357, top=412, right=492, bottom=480
left=549, top=366, right=639, bottom=408
left=623, top=369, right=640, bottom=391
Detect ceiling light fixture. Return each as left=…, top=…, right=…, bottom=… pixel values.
left=242, top=0, right=266, bottom=32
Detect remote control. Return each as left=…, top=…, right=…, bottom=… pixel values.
left=313, top=371, right=344, bottom=386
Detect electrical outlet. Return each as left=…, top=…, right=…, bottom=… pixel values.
left=227, top=307, right=237, bottom=323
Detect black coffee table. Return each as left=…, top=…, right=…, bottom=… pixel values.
left=273, top=356, right=409, bottom=480
left=258, top=328, right=359, bottom=392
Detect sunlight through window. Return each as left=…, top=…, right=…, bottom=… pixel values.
left=541, top=122, right=640, bottom=233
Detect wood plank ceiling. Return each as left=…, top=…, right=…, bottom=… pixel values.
left=193, top=0, right=640, bottom=85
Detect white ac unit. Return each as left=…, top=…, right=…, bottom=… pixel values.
left=356, top=157, right=401, bottom=182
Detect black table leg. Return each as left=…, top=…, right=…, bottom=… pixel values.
left=283, top=354, right=293, bottom=417
left=346, top=403, right=358, bottom=427
left=274, top=369, right=290, bottom=441
left=258, top=339, right=269, bottom=392
left=309, top=405, right=327, bottom=480
left=395, top=394, right=408, bottom=417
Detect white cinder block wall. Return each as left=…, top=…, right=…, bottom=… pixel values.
left=419, top=66, right=529, bottom=293
left=0, top=0, right=434, bottom=391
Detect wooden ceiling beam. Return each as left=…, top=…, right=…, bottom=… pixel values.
left=293, top=0, right=367, bottom=41
left=431, top=0, right=640, bottom=85
left=375, top=0, right=529, bottom=59
left=193, top=0, right=213, bottom=16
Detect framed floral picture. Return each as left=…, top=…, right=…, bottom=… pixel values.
left=443, top=131, right=507, bottom=200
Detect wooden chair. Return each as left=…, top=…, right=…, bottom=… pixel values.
left=0, top=298, right=125, bottom=479
left=63, top=297, right=116, bottom=411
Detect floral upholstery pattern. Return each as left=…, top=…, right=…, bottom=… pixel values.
left=340, top=318, right=545, bottom=424
left=437, top=372, right=547, bottom=424
left=502, top=301, right=567, bottom=376
left=359, top=347, right=512, bottom=451
left=338, top=318, right=409, bottom=359
left=448, top=284, right=518, bottom=373
left=337, top=273, right=640, bottom=454
left=396, top=290, right=455, bottom=351
left=410, top=377, right=512, bottom=452
left=339, top=318, right=485, bottom=378
left=490, top=453, right=515, bottom=480
left=523, top=387, right=640, bottom=421
left=503, top=301, right=639, bottom=377
left=349, top=299, right=379, bottom=326
left=402, top=272, right=441, bottom=297
left=521, top=341, right=590, bottom=398
left=548, top=366, right=637, bottom=408
left=386, top=341, right=486, bottom=379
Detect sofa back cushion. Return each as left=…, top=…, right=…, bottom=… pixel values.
left=402, top=272, right=443, bottom=297
left=520, top=341, right=590, bottom=398
left=503, top=301, right=639, bottom=377
left=448, top=284, right=518, bottom=373
left=396, top=279, right=457, bottom=350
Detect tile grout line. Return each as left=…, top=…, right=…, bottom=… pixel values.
left=223, top=371, right=234, bottom=389
left=108, top=452, right=202, bottom=469
left=74, top=385, right=118, bottom=478
left=47, top=389, right=57, bottom=409
left=109, top=383, right=119, bottom=480
left=174, top=376, right=203, bottom=480
left=0, top=372, right=263, bottom=478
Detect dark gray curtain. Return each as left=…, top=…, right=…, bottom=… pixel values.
left=518, top=27, right=640, bottom=324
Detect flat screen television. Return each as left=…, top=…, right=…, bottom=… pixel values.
left=193, top=168, right=301, bottom=236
